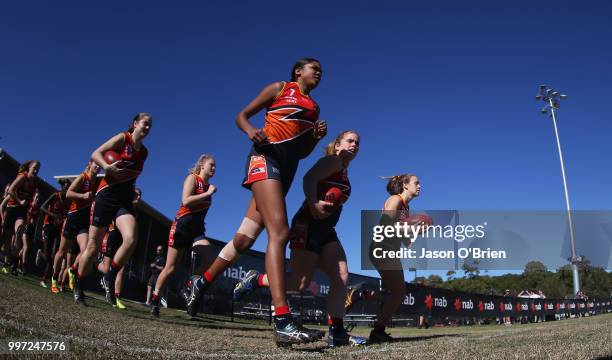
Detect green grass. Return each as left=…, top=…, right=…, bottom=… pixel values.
left=1, top=273, right=611, bottom=359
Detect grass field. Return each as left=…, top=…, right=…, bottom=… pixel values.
left=1, top=273, right=611, bottom=359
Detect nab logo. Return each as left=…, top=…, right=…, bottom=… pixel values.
left=125, top=143, right=133, bottom=157
left=462, top=299, right=474, bottom=309
left=319, top=284, right=330, bottom=296
left=434, top=296, right=447, bottom=308
left=402, top=293, right=415, bottom=306
left=307, top=281, right=319, bottom=296
left=223, top=266, right=249, bottom=281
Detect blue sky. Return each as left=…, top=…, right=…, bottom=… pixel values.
left=2, top=1, right=611, bottom=279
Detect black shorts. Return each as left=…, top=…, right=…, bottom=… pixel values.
left=3, top=206, right=27, bottom=232
left=69, top=237, right=81, bottom=255
left=242, top=143, right=299, bottom=195
left=102, top=229, right=123, bottom=258
left=63, top=207, right=91, bottom=240
left=168, top=213, right=205, bottom=249
left=288, top=211, right=340, bottom=255
left=23, top=223, right=35, bottom=239
left=43, top=223, right=61, bottom=250
left=90, top=182, right=136, bottom=228
left=148, top=273, right=159, bottom=287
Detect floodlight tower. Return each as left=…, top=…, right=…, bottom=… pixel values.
left=535, top=85, right=580, bottom=297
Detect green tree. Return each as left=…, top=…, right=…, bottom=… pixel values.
left=446, top=270, right=456, bottom=281
left=524, top=261, right=547, bottom=275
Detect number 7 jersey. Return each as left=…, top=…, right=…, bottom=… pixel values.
left=263, top=81, right=320, bottom=145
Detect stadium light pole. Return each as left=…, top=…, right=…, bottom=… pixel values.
left=535, top=85, right=581, bottom=297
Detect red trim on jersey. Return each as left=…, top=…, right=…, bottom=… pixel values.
left=175, top=174, right=210, bottom=219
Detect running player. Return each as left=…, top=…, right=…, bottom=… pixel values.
left=0, top=185, right=10, bottom=273
left=51, top=160, right=100, bottom=293
left=150, top=154, right=216, bottom=317
left=15, top=191, right=40, bottom=275
left=2, top=161, right=41, bottom=276
left=348, top=174, right=424, bottom=343
left=185, top=58, right=327, bottom=346
left=72, top=112, right=152, bottom=305
left=98, top=187, right=141, bottom=309
left=39, top=180, right=69, bottom=287
left=234, top=131, right=366, bottom=347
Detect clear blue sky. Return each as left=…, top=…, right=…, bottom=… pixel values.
left=2, top=1, right=611, bottom=279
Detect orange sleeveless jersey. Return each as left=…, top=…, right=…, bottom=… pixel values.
left=97, top=131, right=148, bottom=192
left=43, top=192, right=65, bottom=226
left=263, top=82, right=320, bottom=144
left=175, top=174, right=211, bottom=219
left=69, top=172, right=98, bottom=213
left=7, top=172, right=37, bottom=207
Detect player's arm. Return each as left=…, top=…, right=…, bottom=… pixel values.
left=66, top=174, right=91, bottom=201
left=182, top=176, right=216, bottom=207
left=91, top=133, right=125, bottom=170
left=0, top=196, right=9, bottom=221
left=235, top=82, right=283, bottom=144
left=303, top=155, right=342, bottom=219
left=38, top=193, right=56, bottom=217
left=7, top=174, right=26, bottom=205
left=382, top=195, right=403, bottom=224
left=299, top=120, right=328, bottom=159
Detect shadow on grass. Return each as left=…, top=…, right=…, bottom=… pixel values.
left=388, top=333, right=463, bottom=343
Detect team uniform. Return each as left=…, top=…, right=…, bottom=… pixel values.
left=100, top=218, right=129, bottom=259
left=242, top=81, right=319, bottom=194
left=41, top=192, right=66, bottom=279
left=168, top=174, right=211, bottom=249
left=289, top=165, right=350, bottom=254
left=90, top=131, right=147, bottom=228
left=64, top=172, right=98, bottom=248
left=368, top=195, right=410, bottom=269
left=23, top=201, right=40, bottom=242
left=3, top=172, right=38, bottom=234
left=75, top=132, right=147, bottom=306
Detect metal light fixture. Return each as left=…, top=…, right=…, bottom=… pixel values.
left=535, top=85, right=580, bottom=297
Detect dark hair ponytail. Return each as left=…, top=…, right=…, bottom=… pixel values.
left=18, top=160, right=40, bottom=173
left=128, top=112, right=152, bottom=133
left=290, top=58, right=320, bottom=81
left=383, top=174, right=414, bottom=195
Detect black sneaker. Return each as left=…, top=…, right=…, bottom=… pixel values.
left=233, top=269, right=259, bottom=301
left=101, top=272, right=116, bottom=306
left=185, top=275, right=209, bottom=317
left=150, top=297, right=160, bottom=317
left=274, top=317, right=324, bottom=347
left=368, top=328, right=394, bottom=344
left=180, top=278, right=192, bottom=303
left=10, top=263, right=18, bottom=276
left=73, top=275, right=87, bottom=306
left=294, top=316, right=326, bottom=339
left=328, top=325, right=367, bottom=347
